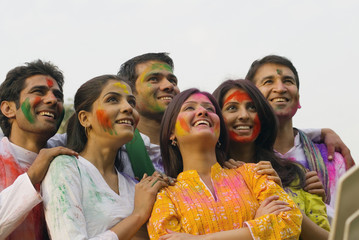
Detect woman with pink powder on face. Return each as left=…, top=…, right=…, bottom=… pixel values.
left=147, top=88, right=302, bottom=240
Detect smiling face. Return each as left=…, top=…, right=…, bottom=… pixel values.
left=172, top=93, right=220, bottom=146
left=252, top=63, right=299, bottom=121
left=87, top=80, right=140, bottom=143
left=222, top=88, right=261, bottom=143
left=12, top=74, right=64, bottom=138
left=134, top=60, right=180, bottom=119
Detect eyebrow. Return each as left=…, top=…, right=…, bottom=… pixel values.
left=103, top=91, right=135, bottom=99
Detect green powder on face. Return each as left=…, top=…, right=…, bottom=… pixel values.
left=21, top=98, right=35, bottom=123
left=276, top=69, right=282, bottom=75
left=151, top=63, right=173, bottom=72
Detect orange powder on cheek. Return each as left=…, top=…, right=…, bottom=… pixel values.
left=96, top=109, right=112, bottom=128
left=175, top=116, right=190, bottom=136
left=33, top=96, right=41, bottom=106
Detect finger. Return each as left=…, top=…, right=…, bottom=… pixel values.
left=305, top=171, right=317, bottom=179
left=152, top=179, right=168, bottom=190
left=267, top=176, right=282, bottom=186
left=257, top=161, right=271, bottom=166
left=266, top=200, right=289, bottom=209
left=223, top=161, right=238, bottom=169
left=327, top=144, right=335, bottom=161
left=304, top=182, right=323, bottom=192
left=271, top=207, right=292, bottom=215
left=260, top=195, right=280, bottom=207
left=305, top=177, right=322, bottom=187
left=228, top=159, right=244, bottom=167
left=142, top=173, right=148, bottom=180
left=341, top=149, right=355, bottom=169
left=257, top=169, right=276, bottom=175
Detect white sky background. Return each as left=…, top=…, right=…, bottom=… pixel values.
left=0, top=0, right=358, bottom=162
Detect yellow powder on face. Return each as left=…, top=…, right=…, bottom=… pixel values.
left=114, top=82, right=129, bottom=94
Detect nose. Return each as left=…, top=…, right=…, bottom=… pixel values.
left=238, top=106, right=249, bottom=121
left=196, top=106, right=208, bottom=117
left=159, top=77, right=174, bottom=92
left=121, top=100, right=133, bottom=114
left=273, top=81, right=287, bottom=93
left=43, top=91, right=58, bottom=105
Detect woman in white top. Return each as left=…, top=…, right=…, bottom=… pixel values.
left=42, top=75, right=168, bottom=240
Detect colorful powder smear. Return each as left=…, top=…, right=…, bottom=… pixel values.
left=21, top=98, right=35, bottom=123
left=224, top=89, right=261, bottom=143
left=96, top=109, right=116, bottom=135
left=175, top=116, right=190, bottom=136
left=46, top=78, right=54, bottom=88
left=276, top=69, right=282, bottom=75
left=139, top=62, right=173, bottom=83
left=114, top=82, right=129, bottom=94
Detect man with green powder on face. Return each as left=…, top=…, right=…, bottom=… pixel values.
left=0, top=60, right=78, bottom=239
left=117, top=52, right=180, bottom=179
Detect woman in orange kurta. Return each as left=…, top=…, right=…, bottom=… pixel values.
left=148, top=88, right=302, bottom=240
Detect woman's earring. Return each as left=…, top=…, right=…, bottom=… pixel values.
left=216, top=141, right=221, bottom=148
left=171, top=139, right=177, bottom=147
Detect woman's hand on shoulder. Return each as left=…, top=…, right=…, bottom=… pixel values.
left=255, top=195, right=291, bottom=219
left=255, top=161, right=282, bottom=187
left=223, top=159, right=245, bottom=169
left=304, top=170, right=326, bottom=202
left=133, top=172, right=169, bottom=220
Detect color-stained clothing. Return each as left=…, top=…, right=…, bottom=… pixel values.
left=47, top=132, right=164, bottom=178
left=148, top=163, right=302, bottom=240
left=42, top=155, right=136, bottom=240
left=0, top=137, right=44, bottom=240
left=275, top=132, right=346, bottom=219
left=285, top=185, right=330, bottom=231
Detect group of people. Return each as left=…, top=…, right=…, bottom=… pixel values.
left=0, top=53, right=354, bottom=240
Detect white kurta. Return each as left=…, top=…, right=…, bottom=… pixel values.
left=41, top=155, right=136, bottom=240
left=0, top=137, right=42, bottom=239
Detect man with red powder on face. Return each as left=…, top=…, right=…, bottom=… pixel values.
left=0, top=60, right=77, bottom=239
left=245, top=54, right=354, bottom=220
left=117, top=53, right=180, bottom=180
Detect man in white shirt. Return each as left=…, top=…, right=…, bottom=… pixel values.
left=0, top=60, right=77, bottom=239
left=117, top=53, right=180, bottom=179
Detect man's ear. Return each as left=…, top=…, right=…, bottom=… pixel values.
left=1, top=101, right=17, bottom=119
left=78, top=110, right=91, bottom=128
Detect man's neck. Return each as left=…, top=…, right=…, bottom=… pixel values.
left=136, top=114, right=162, bottom=145
left=9, top=132, right=47, bottom=153
left=275, top=118, right=295, bottom=155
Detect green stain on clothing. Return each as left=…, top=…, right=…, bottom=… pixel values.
left=21, top=98, right=35, bottom=123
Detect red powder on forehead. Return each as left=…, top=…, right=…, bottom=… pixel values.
left=96, top=109, right=111, bottom=128
left=224, top=90, right=251, bottom=105
left=46, top=78, right=53, bottom=88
